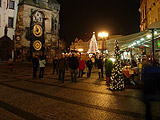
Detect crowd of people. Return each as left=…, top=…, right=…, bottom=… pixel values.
left=32, top=53, right=114, bottom=84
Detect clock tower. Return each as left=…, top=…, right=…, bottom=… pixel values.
left=14, top=0, right=60, bottom=61
left=30, top=10, right=46, bottom=56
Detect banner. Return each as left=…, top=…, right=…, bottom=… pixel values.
left=6, top=0, right=9, bottom=9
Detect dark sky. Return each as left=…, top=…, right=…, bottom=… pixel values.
left=56, top=0, right=140, bottom=46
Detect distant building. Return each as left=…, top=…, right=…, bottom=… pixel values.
left=14, top=0, right=60, bottom=61
left=70, top=33, right=122, bottom=54
left=0, top=27, right=13, bottom=61
left=140, top=0, right=159, bottom=31
left=0, top=0, right=19, bottom=40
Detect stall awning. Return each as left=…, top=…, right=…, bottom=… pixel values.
left=106, top=31, right=148, bottom=54
left=106, top=29, right=160, bottom=55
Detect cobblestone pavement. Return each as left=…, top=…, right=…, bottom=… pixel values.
left=0, top=62, right=160, bottom=120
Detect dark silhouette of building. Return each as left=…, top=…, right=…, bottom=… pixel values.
left=0, top=27, right=13, bottom=61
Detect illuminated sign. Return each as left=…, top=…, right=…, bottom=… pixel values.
left=158, top=40, right=160, bottom=48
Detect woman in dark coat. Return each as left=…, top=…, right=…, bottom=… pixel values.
left=97, top=56, right=104, bottom=79
left=86, top=58, right=93, bottom=78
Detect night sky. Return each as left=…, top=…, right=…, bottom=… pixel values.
left=56, top=0, right=140, bottom=46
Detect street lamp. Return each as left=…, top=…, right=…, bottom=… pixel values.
left=78, top=48, right=83, bottom=56
left=98, top=32, right=109, bottom=59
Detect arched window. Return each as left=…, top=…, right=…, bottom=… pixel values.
left=51, top=16, right=54, bottom=33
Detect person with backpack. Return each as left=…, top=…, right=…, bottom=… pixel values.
left=69, top=53, right=79, bottom=83
left=141, top=58, right=160, bottom=120
left=97, top=56, right=104, bottom=79
left=56, top=54, right=68, bottom=83
left=32, top=55, right=39, bottom=78
left=39, top=55, right=46, bottom=78
left=86, top=57, right=93, bottom=78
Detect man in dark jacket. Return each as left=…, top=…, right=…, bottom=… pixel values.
left=69, top=54, right=79, bottom=83
left=86, top=57, right=93, bottom=78
left=56, top=54, right=68, bottom=83
left=97, top=56, right=104, bottom=79
left=52, top=56, right=58, bottom=75
left=32, top=55, right=39, bottom=78
left=142, top=60, right=160, bottom=120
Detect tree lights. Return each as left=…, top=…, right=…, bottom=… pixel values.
left=87, top=32, right=98, bottom=54
left=109, top=40, right=124, bottom=91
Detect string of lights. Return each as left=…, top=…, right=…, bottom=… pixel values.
left=109, top=40, right=125, bottom=91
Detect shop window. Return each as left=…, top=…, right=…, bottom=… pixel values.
left=8, top=17, right=13, bottom=28
left=9, top=0, right=14, bottom=9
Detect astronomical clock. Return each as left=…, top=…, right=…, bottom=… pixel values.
left=30, top=10, right=45, bottom=53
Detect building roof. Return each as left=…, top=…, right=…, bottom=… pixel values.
left=49, top=0, right=59, bottom=5
left=19, top=0, right=60, bottom=10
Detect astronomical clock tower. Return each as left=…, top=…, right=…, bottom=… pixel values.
left=30, top=10, right=46, bottom=56
left=14, top=0, right=60, bottom=61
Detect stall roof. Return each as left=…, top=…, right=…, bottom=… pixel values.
left=106, top=30, right=160, bottom=55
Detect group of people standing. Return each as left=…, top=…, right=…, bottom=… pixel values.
left=52, top=54, right=114, bottom=84
left=32, top=53, right=114, bottom=85
left=32, top=55, right=46, bottom=79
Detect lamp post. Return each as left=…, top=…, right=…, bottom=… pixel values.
left=78, top=49, right=83, bottom=56
left=98, top=32, right=109, bottom=59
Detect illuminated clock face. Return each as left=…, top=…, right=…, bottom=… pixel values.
left=33, top=25, right=43, bottom=37
left=33, top=40, right=42, bottom=51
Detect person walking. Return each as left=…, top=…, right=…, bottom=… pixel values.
left=141, top=59, right=160, bottom=120
left=69, top=54, right=79, bottom=83
left=52, top=56, right=58, bottom=75
left=56, top=54, right=68, bottom=83
left=97, top=56, right=104, bottom=79
left=86, top=57, right=93, bottom=78
left=91, top=57, right=95, bottom=68
left=32, top=55, right=39, bottom=78
left=39, top=56, right=46, bottom=78
left=105, top=58, right=113, bottom=85
left=8, top=57, right=14, bottom=72
left=78, top=57, right=85, bottom=77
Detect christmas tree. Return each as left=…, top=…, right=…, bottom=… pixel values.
left=87, top=32, right=98, bottom=54
left=109, top=40, right=124, bottom=91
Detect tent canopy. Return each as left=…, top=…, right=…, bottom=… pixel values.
left=106, top=30, right=160, bottom=55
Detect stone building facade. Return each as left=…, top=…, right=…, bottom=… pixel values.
left=140, top=0, right=160, bottom=31
left=0, top=0, right=19, bottom=40
left=14, top=0, right=60, bottom=61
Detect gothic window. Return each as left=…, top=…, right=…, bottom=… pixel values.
left=51, top=16, right=54, bottom=33
left=8, top=17, right=13, bottom=28
left=55, top=24, right=57, bottom=31
left=55, top=19, right=57, bottom=23
left=9, top=0, right=14, bottom=9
